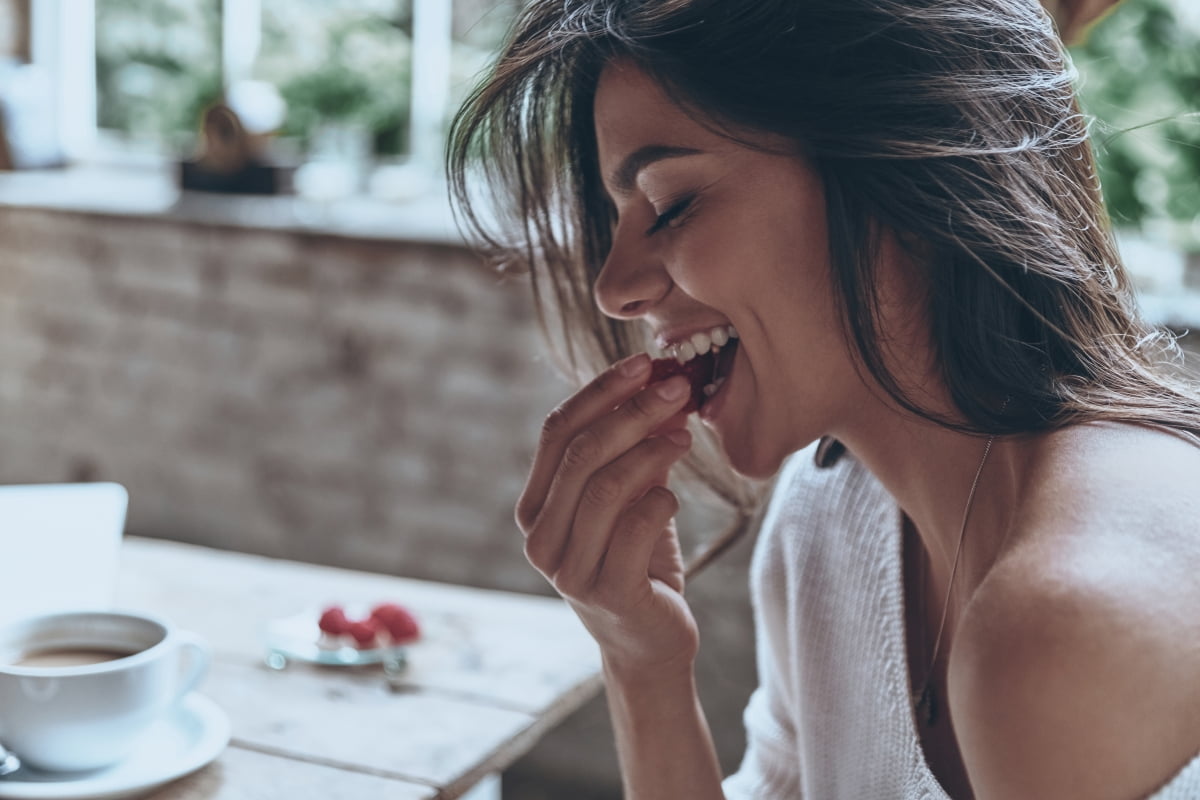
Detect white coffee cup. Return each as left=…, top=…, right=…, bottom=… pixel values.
left=0, top=610, right=210, bottom=772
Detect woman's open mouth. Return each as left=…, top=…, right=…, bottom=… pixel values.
left=649, top=326, right=739, bottom=414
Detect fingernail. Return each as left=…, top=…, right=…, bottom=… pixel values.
left=619, top=353, right=651, bottom=378
left=655, top=376, right=689, bottom=401
left=666, top=429, right=691, bottom=447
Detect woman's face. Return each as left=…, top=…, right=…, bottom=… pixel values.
left=592, top=60, right=870, bottom=478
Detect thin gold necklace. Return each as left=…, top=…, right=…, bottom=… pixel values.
left=913, top=430, right=998, bottom=727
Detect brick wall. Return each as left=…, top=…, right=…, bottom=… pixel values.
left=0, top=207, right=577, bottom=586
left=0, top=205, right=757, bottom=793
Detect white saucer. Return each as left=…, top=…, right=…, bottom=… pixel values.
left=0, top=693, right=230, bottom=800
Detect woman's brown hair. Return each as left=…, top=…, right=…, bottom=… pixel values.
left=448, top=0, right=1200, bottom=574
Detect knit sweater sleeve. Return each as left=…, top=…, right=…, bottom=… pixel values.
left=722, top=453, right=808, bottom=799
left=1148, top=753, right=1200, bottom=799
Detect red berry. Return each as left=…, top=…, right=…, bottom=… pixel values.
left=347, top=620, right=377, bottom=648
left=366, top=602, right=420, bottom=643
left=370, top=602, right=405, bottom=623
left=381, top=606, right=420, bottom=643
left=318, top=606, right=349, bottom=635
left=649, top=355, right=713, bottom=414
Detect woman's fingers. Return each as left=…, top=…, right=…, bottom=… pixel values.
left=594, top=485, right=681, bottom=608
left=550, top=429, right=691, bottom=596
left=516, top=353, right=653, bottom=531
left=522, top=376, right=692, bottom=571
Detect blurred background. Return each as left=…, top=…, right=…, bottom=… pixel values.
left=0, top=1, right=1196, bottom=797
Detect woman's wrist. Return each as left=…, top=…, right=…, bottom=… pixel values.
left=602, top=650, right=698, bottom=696
left=602, top=654, right=725, bottom=800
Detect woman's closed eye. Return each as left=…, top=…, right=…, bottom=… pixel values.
left=645, top=194, right=696, bottom=236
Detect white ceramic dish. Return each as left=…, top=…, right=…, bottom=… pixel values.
left=262, top=607, right=409, bottom=673
left=0, top=693, right=229, bottom=800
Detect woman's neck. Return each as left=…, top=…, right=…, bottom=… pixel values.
left=835, top=407, right=1027, bottom=611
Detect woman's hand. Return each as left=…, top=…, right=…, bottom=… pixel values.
left=516, top=353, right=700, bottom=677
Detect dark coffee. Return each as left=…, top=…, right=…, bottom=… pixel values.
left=12, top=647, right=134, bottom=668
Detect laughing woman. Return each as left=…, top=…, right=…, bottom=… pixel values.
left=449, top=1, right=1200, bottom=798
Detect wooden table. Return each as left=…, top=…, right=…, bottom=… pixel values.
left=114, top=537, right=604, bottom=799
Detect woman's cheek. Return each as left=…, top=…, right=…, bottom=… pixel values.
left=666, top=229, right=737, bottom=300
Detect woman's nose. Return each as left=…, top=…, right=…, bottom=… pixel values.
left=593, top=242, right=672, bottom=320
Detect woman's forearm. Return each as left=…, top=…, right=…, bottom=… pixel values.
left=603, top=657, right=726, bottom=800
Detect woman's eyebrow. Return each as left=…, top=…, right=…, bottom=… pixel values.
left=609, top=145, right=703, bottom=196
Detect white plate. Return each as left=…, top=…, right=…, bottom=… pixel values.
left=0, top=693, right=230, bottom=800
left=262, top=607, right=409, bottom=671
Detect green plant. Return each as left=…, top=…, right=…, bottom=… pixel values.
left=1073, top=0, right=1200, bottom=249
left=273, top=13, right=412, bottom=157
left=95, top=0, right=222, bottom=147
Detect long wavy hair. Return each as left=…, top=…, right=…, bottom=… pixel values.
left=448, top=0, right=1200, bottom=574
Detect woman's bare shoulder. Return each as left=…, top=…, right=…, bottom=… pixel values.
left=1014, top=421, right=1200, bottom=558
left=948, top=422, right=1200, bottom=799
left=997, top=422, right=1200, bottom=615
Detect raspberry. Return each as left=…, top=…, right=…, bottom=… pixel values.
left=318, top=606, right=350, bottom=635
left=371, top=602, right=421, bottom=643
left=369, top=602, right=404, bottom=622
left=649, top=354, right=714, bottom=413
left=347, top=620, right=378, bottom=648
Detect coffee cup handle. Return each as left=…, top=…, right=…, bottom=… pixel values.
left=174, top=630, right=211, bottom=702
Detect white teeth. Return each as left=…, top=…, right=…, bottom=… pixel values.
left=703, top=377, right=726, bottom=397
left=665, top=325, right=738, bottom=364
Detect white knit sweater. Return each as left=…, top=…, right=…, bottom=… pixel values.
left=722, top=443, right=1200, bottom=799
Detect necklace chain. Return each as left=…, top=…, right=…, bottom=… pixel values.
left=913, top=430, right=998, bottom=726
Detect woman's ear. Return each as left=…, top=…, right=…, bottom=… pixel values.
left=1042, top=0, right=1124, bottom=44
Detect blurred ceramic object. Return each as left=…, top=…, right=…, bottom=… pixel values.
left=294, top=160, right=357, bottom=201
left=180, top=80, right=293, bottom=195
left=0, top=63, right=65, bottom=169
left=368, top=161, right=435, bottom=202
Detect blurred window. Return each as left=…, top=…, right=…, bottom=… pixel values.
left=87, top=0, right=516, bottom=168
left=95, top=0, right=221, bottom=158
left=10, top=0, right=1195, bottom=232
